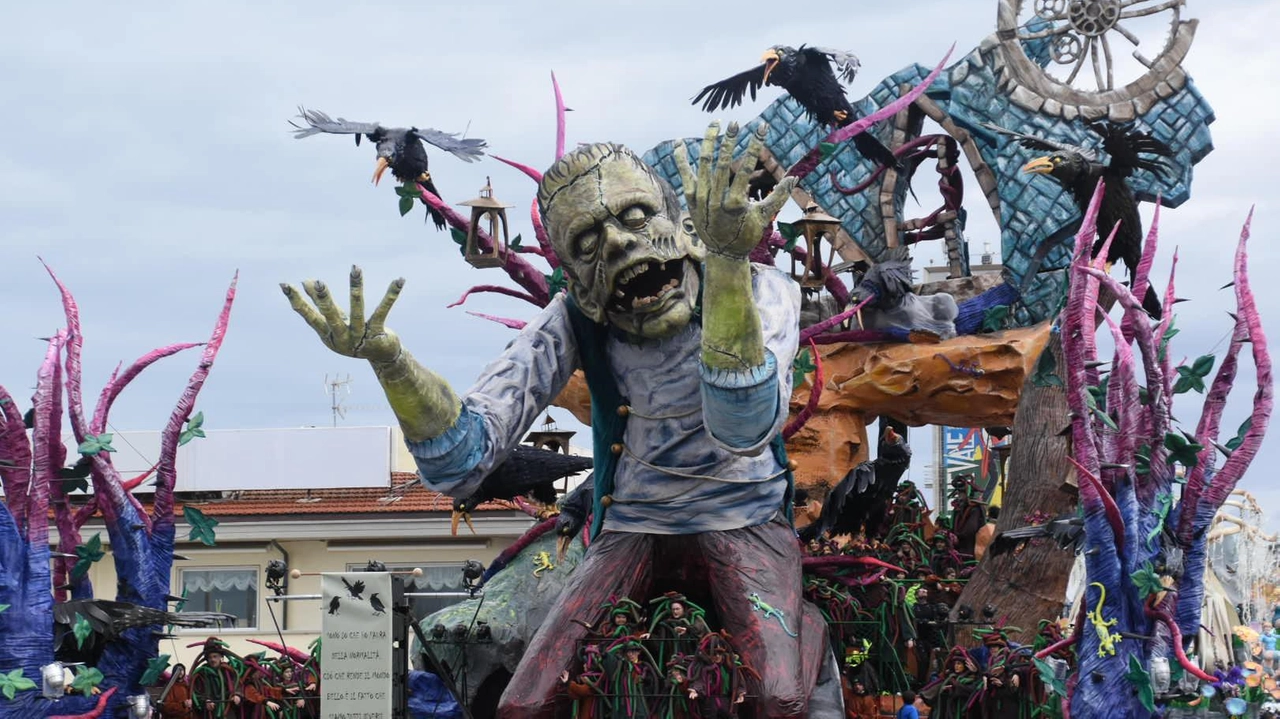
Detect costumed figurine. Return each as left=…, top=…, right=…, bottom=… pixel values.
left=239, top=658, right=280, bottom=719
left=661, top=655, right=695, bottom=719
left=158, top=664, right=196, bottom=719
left=283, top=121, right=839, bottom=717
left=191, top=638, right=244, bottom=718
left=848, top=246, right=957, bottom=341
left=604, top=636, right=663, bottom=718
left=688, top=632, right=755, bottom=719
left=647, top=592, right=712, bottom=667
left=560, top=644, right=607, bottom=719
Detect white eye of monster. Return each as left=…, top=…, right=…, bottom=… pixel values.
left=619, top=205, right=650, bottom=230
left=575, top=228, right=600, bottom=258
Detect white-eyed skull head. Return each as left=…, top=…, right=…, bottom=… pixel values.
left=537, top=143, right=704, bottom=339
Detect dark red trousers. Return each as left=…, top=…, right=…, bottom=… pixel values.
left=497, top=516, right=826, bottom=718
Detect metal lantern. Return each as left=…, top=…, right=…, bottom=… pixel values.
left=458, top=177, right=514, bottom=269
left=791, top=203, right=843, bottom=289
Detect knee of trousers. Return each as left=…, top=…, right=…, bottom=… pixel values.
left=756, top=687, right=809, bottom=718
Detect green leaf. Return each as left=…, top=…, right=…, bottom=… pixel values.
left=791, top=349, right=817, bottom=387
left=545, top=267, right=567, bottom=297
left=140, top=655, right=170, bottom=687
left=61, top=476, right=89, bottom=494
left=398, top=195, right=415, bottom=217
left=509, top=233, right=523, bottom=249
left=184, top=505, right=220, bottom=546
left=0, top=604, right=8, bottom=614
left=1158, top=318, right=1179, bottom=362
left=449, top=227, right=469, bottom=257
left=0, top=668, right=36, bottom=701
left=1226, top=417, right=1253, bottom=452
left=77, top=434, right=110, bottom=456
left=1164, top=432, right=1204, bottom=468
left=394, top=183, right=418, bottom=198
left=1124, top=655, right=1156, bottom=713
left=179, top=411, right=207, bottom=447
left=777, top=221, right=800, bottom=251
left=1138, top=385, right=1151, bottom=406
left=1131, top=563, right=1165, bottom=597
left=1135, top=445, right=1151, bottom=476
left=819, top=142, right=839, bottom=160
left=73, top=613, right=92, bottom=649
left=72, top=532, right=106, bottom=579
left=70, top=666, right=104, bottom=694
left=981, top=305, right=1011, bottom=332
left=1031, top=348, right=1063, bottom=388
left=1173, top=357, right=1213, bottom=395
left=1033, top=658, right=1066, bottom=697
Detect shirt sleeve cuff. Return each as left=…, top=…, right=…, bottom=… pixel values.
left=403, top=407, right=488, bottom=491
left=699, top=350, right=781, bottom=452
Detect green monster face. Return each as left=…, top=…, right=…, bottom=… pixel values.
left=538, top=143, right=705, bottom=339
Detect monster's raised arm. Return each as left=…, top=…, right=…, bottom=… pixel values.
left=675, top=122, right=796, bottom=373
left=281, top=268, right=462, bottom=442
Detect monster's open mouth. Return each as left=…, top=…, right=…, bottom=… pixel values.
left=609, top=259, right=687, bottom=313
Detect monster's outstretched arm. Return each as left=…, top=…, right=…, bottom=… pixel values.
left=676, top=122, right=797, bottom=373
left=676, top=122, right=799, bottom=451
left=281, top=268, right=462, bottom=442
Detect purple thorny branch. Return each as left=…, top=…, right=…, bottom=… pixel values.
left=1060, top=183, right=1269, bottom=715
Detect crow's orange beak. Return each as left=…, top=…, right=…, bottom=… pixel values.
left=372, top=157, right=391, bottom=186
left=885, top=426, right=899, bottom=443
left=556, top=533, right=573, bottom=563
left=1022, top=156, right=1055, bottom=175
left=760, top=49, right=781, bottom=86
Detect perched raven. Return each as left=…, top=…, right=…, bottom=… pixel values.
left=798, top=425, right=913, bottom=542
left=693, top=45, right=898, bottom=171
left=450, top=445, right=593, bottom=535
left=290, top=107, right=487, bottom=230
left=987, top=511, right=1085, bottom=559
left=985, top=119, right=1173, bottom=318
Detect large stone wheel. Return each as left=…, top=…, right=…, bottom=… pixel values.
left=994, top=0, right=1197, bottom=121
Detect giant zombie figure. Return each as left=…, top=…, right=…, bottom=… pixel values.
left=282, top=122, right=843, bottom=717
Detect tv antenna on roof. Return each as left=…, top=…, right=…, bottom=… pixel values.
left=324, top=374, right=352, bottom=427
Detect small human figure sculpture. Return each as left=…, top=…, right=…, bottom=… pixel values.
left=240, top=659, right=281, bottom=719
left=597, top=598, right=647, bottom=640
left=282, top=122, right=832, bottom=718
left=688, top=632, right=753, bottom=719
left=661, top=655, right=694, bottom=719
left=560, top=644, right=606, bottom=719
left=604, top=637, right=662, bottom=718
left=647, top=593, right=712, bottom=667
left=1262, top=624, right=1279, bottom=674
left=158, top=663, right=196, bottom=719
left=191, top=639, right=243, bottom=719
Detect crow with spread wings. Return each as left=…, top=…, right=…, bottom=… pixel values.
left=450, top=445, right=593, bottom=536
left=290, top=107, right=488, bottom=230
left=693, top=45, right=898, bottom=171
left=797, top=425, right=913, bottom=543
left=985, top=118, right=1174, bottom=318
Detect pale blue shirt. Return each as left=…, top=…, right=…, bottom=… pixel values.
left=405, top=263, right=801, bottom=535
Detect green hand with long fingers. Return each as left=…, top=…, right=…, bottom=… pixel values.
left=674, top=121, right=797, bottom=372
left=281, top=267, right=461, bottom=442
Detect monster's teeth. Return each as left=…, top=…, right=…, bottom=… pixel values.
left=616, top=290, right=626, bottom=298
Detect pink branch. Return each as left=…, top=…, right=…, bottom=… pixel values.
left=28, top=330, right=67, bottom=545
left=91, top=343, right=203, bottom=435
left=155, top=273, right=238, bottom=529
left=809, top=329, right=897, bottom=345
left=1062, top=186, right=1107, bottom=482
left=1178, top=321, right=1244, bottom=541
left=1196, top=210, right=1271, bottom=509
left=1144, top=599, right=1216, bottom=682
left=1067, top=457, right=1125, bottom=552
left=1122, top=201, right=1161, bottom=344
left=783, top=339, right=824, bottom=439
left=1098, top=309, right=1139, bottom=467
left=531, top=199, right=559, bottom=269
left=0, top=384, right=32, bottom=529
left=1035, top=603, right=1085, bottom=660
left=417, top=185, right=551, bottom=305
left=1156, top=249, right=1180, bottom=402
left=552, top=71, right=567, bottom=161
left=799, top=293, right=875, bottom=343
left=49, top=686, right=118, bottom=719
left=466, top=311, right=528, bottom=330
left=447, top=284, right=543, bottom=309
left=491, top=155, right=543, bottom=183
left=785, top=44, right=954, bottom=181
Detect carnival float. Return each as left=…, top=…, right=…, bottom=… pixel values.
left=1, top=0, right=1276, bottom=718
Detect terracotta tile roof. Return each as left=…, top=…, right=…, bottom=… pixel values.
left=160, top=472, right=519, bottom=518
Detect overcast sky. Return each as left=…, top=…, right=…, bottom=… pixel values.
left=1, top=1, right=1275, bottom=522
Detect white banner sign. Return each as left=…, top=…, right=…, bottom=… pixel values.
left=321, top=572, right=394, bottom=719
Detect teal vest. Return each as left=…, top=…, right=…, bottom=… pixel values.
left=561, top=294, right=796, bottom=539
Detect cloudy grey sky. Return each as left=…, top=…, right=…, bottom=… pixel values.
left=1, top=2, right=1275, bottom=519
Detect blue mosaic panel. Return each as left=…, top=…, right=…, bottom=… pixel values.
left=642, top=22, right=1216, bottom=327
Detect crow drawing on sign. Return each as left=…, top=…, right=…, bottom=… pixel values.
left=369, top=594, right=387, bottom=616
left=328, top=597, right=341, bottom=615
left=341, top=577, right=366, bottom=600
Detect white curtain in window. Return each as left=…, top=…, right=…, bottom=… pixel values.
left=183, top=569, right=258, bottom=593
left=411, top=565, right=463, bottom=592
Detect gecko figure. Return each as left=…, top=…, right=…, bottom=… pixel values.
left=1087, top=582, right=1119, bottom=658
left=532, top=551, right=556, bottom=578
left=749, top=592, right=799, bottom=638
